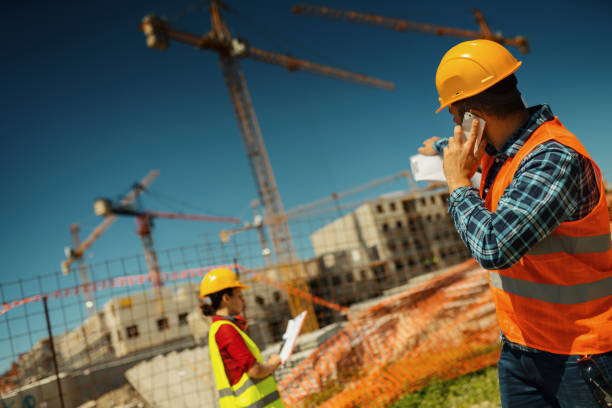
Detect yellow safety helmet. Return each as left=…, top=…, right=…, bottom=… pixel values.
left=199, top=267, right=249, bottom=298
left=435, top=39, right=522, bottom=113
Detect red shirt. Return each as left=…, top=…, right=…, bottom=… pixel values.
left=212, top=316, right=256, bottom=386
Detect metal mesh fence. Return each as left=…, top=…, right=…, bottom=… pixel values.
left=0, top=188, right=503, bottom=408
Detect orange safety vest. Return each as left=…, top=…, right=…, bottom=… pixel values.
left=480, top=117, right=612, bottom=355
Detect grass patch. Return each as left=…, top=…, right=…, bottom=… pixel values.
left=389, top=365, right=500, bottom=408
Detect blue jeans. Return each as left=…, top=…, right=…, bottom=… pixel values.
left=498, top=335, right=612, bottom=407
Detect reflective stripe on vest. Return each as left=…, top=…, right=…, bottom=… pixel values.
left=209, top=320, right=285, bottom=408
left=482, top=117, right=612, bottom=355
left=490, top=272, right=612, bottom=304
left=218, top=376, right=268, bottom=398
left=527, top=233, right=611, bottom=255
left=238, top=391, right=281, bottom=408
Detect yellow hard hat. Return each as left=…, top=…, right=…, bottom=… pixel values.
left=199, top=267, right=249, bottom=298
left=435, top=39, right=522, bottom=113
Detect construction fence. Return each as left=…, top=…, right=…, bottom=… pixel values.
left=0, top=188, right=503, bottom=408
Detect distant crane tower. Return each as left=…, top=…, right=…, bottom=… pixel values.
left=62, top=170, right=160, bottom=315
left=220, top=171, right=417, bottom=263
left=140, top=0, right=393, bottom=332
left=93, top=193, right=241, bottom=314
left=292, top=5, right=530, bottom=54
left=220, top=199, right=273, bottom=268
left=68, top=224, right=96, bottom=316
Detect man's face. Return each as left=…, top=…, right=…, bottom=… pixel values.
left=225, top=288, right=245, bottom=315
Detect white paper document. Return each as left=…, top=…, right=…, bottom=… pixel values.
left=410, top=154, right=481, bottom=189
left=279, top=310, right=307, bottom=363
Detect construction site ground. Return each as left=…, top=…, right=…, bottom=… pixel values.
left=77, top=384, right=148, bottom=408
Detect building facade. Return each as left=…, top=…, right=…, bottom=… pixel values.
left=309, top=189, right=471, bottom=320
left=103, top=283, right=200, bottom=357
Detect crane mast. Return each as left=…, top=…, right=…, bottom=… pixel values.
left=69, top=224, right=96, bottom=316
left=136, top=214, right=164, bottom=314
left=210, top=2, right=318, bottom=331
left=141, top=0, right=394, bottom=333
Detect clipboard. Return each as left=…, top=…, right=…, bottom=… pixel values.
left=279, top=310, right=307, bottom=364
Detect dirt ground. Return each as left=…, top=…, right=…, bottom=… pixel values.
left=77, top=383, right=149, bottom=408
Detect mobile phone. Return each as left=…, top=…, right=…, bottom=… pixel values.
left=462, top=112, right=486, bottom=155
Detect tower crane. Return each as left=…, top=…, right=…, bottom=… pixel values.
left=68, top=224, right=97, bottom=317
left=285, top=170, right=416, bottom=219
left=292, top=5, right=530, bottom=54
left=93, top=193, right=240, bottom=314
left=140, top=0, right=394, bottom=332
left=62, top=170, right=160, bottom=315
left=220, top=171, right=419, bottom=254
left=220, top=199, right=273, bottom=268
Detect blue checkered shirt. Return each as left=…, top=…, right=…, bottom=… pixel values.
left=433, top=105, right=599, bottom=270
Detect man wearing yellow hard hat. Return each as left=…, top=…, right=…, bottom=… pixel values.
left=200, top=267, right=285, bottom=407
left=420, top=39, right=612, bottom=407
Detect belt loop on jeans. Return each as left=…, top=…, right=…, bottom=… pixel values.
left=500, top=332, right=542, bottom=353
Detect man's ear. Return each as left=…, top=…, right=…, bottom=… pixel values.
left=469, top=108, right=487, bottom=120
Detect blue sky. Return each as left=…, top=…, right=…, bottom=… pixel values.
left=1, top=0, right=612, bottom=365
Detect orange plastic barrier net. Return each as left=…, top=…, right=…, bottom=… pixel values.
left=276, top=259, right=500, bottom=407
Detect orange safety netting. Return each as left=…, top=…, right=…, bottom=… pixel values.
left=276, top=259, right=500, bottom=407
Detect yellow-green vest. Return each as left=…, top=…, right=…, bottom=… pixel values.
left=209, top=319, right=285, bottom=408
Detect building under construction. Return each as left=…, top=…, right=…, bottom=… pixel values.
left=308, top=188, right=471, bottom=325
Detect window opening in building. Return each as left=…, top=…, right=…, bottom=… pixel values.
left=376, top=204, right=384, bottom=213
left=178, top=312, right=189, bottom=326
left=126, top=325, right=139, bottom=339
left=157, top=317, right=169, bottom=331
left=382, top=223, right=389, bottom=232
left=373, top=265, right=386, bottom=282
left=390, top=202, right=396, bottom=211
left=403, top=199, right=416, bottom=212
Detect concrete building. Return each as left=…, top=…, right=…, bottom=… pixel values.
left=54, top=312, right=113, bottom=370
left=103, top=283, right=200, bottom=357
left=309, top=189, right=471, bottom=316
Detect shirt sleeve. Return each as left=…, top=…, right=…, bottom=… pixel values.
left=216, top=324, right=256, bottom=375
left=448, top=141, right=582, bottom=270
left=433, top=138, right=449, bottom=154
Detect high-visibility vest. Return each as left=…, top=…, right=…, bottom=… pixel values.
left=480, top=117, right=612, bottom=355
left=209, top=319, right=285, bottom=408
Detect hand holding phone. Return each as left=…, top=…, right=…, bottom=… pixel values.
left=462, top=112, right=486, bottom=156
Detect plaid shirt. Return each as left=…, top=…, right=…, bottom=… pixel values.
left=433, top=105, right=599, bottom=270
